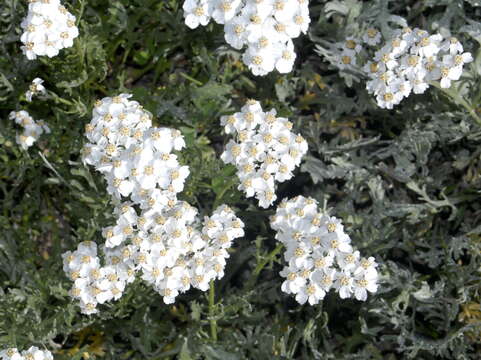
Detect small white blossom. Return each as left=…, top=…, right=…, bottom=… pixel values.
left=25, top=78, right=47, bottom=102
left=9, top=110, right=49, bottom=150
left=0, top=347, right=53, bottom=360
left=362, top=28, right=381, bottom=46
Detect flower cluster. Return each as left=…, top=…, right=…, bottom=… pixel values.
left=365, top=27, right=473, bottom=109
left=9, top=110, right=50, bottom=150
left=183, top=0, right=310, bottom=75
left=220, top=100, right=307, bottom=208
left=0, top=347, right=52, bottom=360
left=64, top=95, right=244, bottom=314
left=82, top=94, right=188, bottom=202
left=331, top=26, right=472, bottom=109
left=62, top=240, right=135, bottom=314
left=20, top=0, right=79, bottom=60
left=26, top=78, right=47, bottom=102
left=270, top=196, right=379, bottom=305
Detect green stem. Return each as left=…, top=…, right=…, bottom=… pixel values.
left=431, top=81, right=481, bottom=126
left=51, top=95, right=75, bottom=106
left=179, top=72, right=203, bottom=86
left=212, top=177, right=238, bottom=209
left=209, top=280, right=217, bottom=341
left=246, top=243, right=284, bottom=289
left=76, top=0, right=86, bottom=26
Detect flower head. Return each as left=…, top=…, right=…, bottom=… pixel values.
left=183, top=0, right=310, bottom=75
left=20, top=0, right=79, bottom=60
left=221, top=101, right=308, bottom=208
left=271, top=196, right=379, bottom=305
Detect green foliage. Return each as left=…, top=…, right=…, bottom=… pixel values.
left=1, top=0, right=480, bottom=359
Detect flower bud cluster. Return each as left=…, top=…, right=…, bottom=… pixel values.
left=26, top=78, right=47, bottom=102
left=0, top=347, right=53, bottom=360
left=220, top=100, right=307, bottom=208
left=270, top=196, right=379, bottom=305
left=9, top=110, right=50, bottom=150
left=20, top=0, right=79, bottom=60
left=330, top=26, right=472, bottom=109
left=64, top=95, right=244, bottom=314
left=183, top=0, right=310, bottom=75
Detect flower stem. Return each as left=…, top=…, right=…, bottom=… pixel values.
left=246, top=243, right=284, bottom=290
left=209, top=280, right=217, bottom=341
left=431, top=81, right=481, bottom=126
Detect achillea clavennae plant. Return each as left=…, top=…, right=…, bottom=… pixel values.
left=20, top=0, right=79, bottom=60
left=63, top=94, right=244, bottom=314
left=270, top=196, right=379, bottom=305
left=220, top=100, right=308, bottom=208
left=9, top=110, right=50, bottom=150
left=324, top=26, right=472, bottom=109
left=0, top=347, right=53, bottom=360
left=182, top=0, right=310, bottom=75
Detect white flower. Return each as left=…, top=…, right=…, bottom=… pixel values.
left=353, top=268, right=379, bottom=301
left=411, top=76, right=429, bottom=94
left=336, top=51, right=357, bottom=70
left=220, top=101, right=308, bottom=208
left=20, top=0, right=79, bottom=60
left=441, top=37, right=463, bottom=55
left=183, top=0, right=212, bottom=29
left=439, top=55, right=467, bottom=89
left=412, top=33, right=442, bottom=58
left=9, top=110, right=49, bottom=150
left=22, top=347, right=54, bottom=360
left=334, top=271, right=354, bottom=299
left=0, top=347, right=53, bottom=360
left=298, top=281, right=326, bottom=305
left=271, top=196, right=379, bottom=305
left=212, top=0, right=241, bottom=24
left=356, top=26, right=472, bottom=108
left=224, top=15, right=249, bottom=49
left=64, top=95, right=245, bottom=313
left=280, top=267, right=306, bottom=294
left=374, top=47, right=398, bottom=70
left=0, top=348, right=23, bottom=360
left=183, top=0, right=310, bottom=75
left=243, top=46, right=276, bottom=76
left=375, top=90, right=402, bottom=110
left=25, top=77, right=47, bottom=102
left=344, top=36, right=363, bottom=54
left=362, top=28, right=381, bottom=46
left=275, top=40, right=296, bottom=73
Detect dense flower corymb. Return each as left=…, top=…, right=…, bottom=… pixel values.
left=65, top=95, right=245, bottom=314
left=20, top=0, right=79, bottom=60
left=9, top=110, right=50, bottom=150
left=327, top=26, right=473, bottom=109
left=271, top=196, right=379, bottom=305
left=182, top=0, right=310, bottom=75
left=364, top=28, right=473, bottom=109
left=0, top=347, right=53, bottom=360
left=220, top=100, right=308, bottom=208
